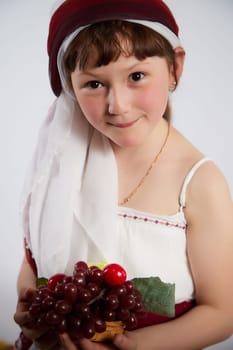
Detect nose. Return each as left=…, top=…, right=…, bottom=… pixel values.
left=108, top=86, right=130, bottom=115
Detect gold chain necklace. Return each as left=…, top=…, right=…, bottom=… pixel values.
left=119, top=124, right=170, bottom=206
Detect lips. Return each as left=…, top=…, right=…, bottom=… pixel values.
left=108, top=118, right=140, bottom=128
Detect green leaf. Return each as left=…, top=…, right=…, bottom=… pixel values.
left=132, top=277, right=175, bottom=317
left=36, top=277, right=48, bottom=287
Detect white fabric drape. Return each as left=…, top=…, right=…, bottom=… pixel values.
left=20, top=93, right=118, bottom=278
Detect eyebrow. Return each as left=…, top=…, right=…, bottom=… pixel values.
left=76, top=60, right=151, bottom=77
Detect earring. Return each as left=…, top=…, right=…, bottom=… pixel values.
left=169, top=81, right=176, bottom=91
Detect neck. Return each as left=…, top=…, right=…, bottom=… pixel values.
left=115, top=118, right=170, bottom=206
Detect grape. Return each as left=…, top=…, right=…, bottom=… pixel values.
left=62, top=276, right=73, bottom=285
left=124, top=312, right=138, bottom=330
left=73, top=261, right=89, bottom=279
left=74, top=261, right=88, bottom=272
left=87, top=282, right=101, bottom=297
left=88, top=265, right=99, bottom=274
left=15, top=261, right=147, bottom=350
left=91, top=303, right=101, bottom=318
left=125, top=280, right=135, bottom=293
left=111, top=284, right=127, bottom=296
left=94, top=318, right=106, bottom=333
left=54, top=282, right=65, bottom=299
left=116, top=307, right=131, bottom=321
left=105, top=294, right=119, bottom=310
left=48, top=273, right=66, bottom=290
left=78, top=287, right=92, bottom=303
left=37, top=286, right=52, bottom=298
left=68, top=315, right=82, bottom=332
left=102, top=309, right=116, bottom=321
left=89, top=268, right=104, bottom=285
left=133, top=300, right=146, bottom=313
left=41, top=295, right=55, bottom=311
left=54, top=300, right=72, bottom=315
left=45, top=310, right=63, bottom=326
left=35, top=314, right=47, bottom=329
left=82, top=319, right=96, bottom=339
left=28, top=303, right=41, bottom=317
left=64, top=282, right=78, bottom=303
left=120, top=294, right=136, bottom=309
left=74, top=303, right=91, bottom=319
left=34, top=295, right=43, bottom=304
left=57, top=318, right=68, bottom=333
left=131, top=289, right=142, bottom=299
left=72, top=274, right=86, bottom=287
left=73, top=269, right=88, bottom=281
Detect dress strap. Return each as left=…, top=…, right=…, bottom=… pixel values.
left=179, top=157, right=211, bottom=209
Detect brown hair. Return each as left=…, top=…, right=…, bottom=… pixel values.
left=63, top=20, right=177, bottom=122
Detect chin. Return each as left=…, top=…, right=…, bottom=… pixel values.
left=111, top=136, right=145, bottom=149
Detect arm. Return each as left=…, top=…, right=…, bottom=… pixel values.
left=17, top=254, right=36, bottom=295
left=113, top=161, right=233, bottom=350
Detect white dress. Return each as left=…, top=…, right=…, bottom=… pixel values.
left=66, top=158, right=210, bottom=304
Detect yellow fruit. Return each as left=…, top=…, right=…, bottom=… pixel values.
left=92, top=321, right=124, bottom=342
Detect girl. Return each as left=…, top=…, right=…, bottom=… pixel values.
left=14, top=0, right=233, bottom=349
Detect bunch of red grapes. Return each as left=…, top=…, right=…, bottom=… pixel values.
left=15, top=262, right=146, bottom=349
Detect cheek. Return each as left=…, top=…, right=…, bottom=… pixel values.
left=140, top=83, right=169, bottom=116
left=76, top=95, right=103, bottom=126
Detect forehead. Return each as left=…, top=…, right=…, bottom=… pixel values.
left=74, top=55, right=167, bottom=77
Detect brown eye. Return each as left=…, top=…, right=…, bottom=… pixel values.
left=130, top=72, right=144, bottom=82
left=86, top=81, right=103, bottom=89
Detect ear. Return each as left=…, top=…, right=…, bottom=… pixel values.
left=169, top=47, right=185, bottom=85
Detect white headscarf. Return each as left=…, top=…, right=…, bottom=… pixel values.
left=20, top=93, right=118, bottom=277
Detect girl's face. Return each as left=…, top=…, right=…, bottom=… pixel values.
left=71, top=53, right=173, bottom=149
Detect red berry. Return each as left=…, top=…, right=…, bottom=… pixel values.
left=103, top=263, right=127, bottom=286
left=47, top=273, right=66, bottom=290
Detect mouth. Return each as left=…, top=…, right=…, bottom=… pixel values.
left=108, top=118, right=141, bottom=128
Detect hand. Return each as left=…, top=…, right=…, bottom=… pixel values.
left=60, top=332, right=137, bottom=350
left=60, top=333, right=117, bottom=350
left=113, top=333, right=137, bottom=350
left=14, top=288, right=61, bottom=349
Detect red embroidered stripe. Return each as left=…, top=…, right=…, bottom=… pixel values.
left=118, top=212, right=186, bottom=230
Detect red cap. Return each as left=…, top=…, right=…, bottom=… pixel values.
left=48, top=0, right=179, bottom=96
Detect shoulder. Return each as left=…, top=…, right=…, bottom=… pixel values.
left=188, top=160, right=232, bottom=205
left=169, top=127, right=233, bottom=216
left=185, top=159, right=233, bottom=227
left=170, top=126, right=231, bottom=197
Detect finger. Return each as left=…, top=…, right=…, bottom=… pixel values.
left=34, top=329, right=60, bottom=349
left=18, top=288, right=36, bottom=302
left=14, top=289, right=37, bottom=326
left=14, top=289, right=36, bottom=319
left=60, top=333, right=80, bottom=350
left=113, top=333, right=136, bottom=350
left=22, top=326, right=49, bottom=340
left=14, top=310, right=33, bottom=327
left=34, top=340, right=61, bottom=350
left=78, top=338, right=116, bottom=350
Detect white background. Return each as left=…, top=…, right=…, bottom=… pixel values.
left=0, top=1, right=233, bottom=348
